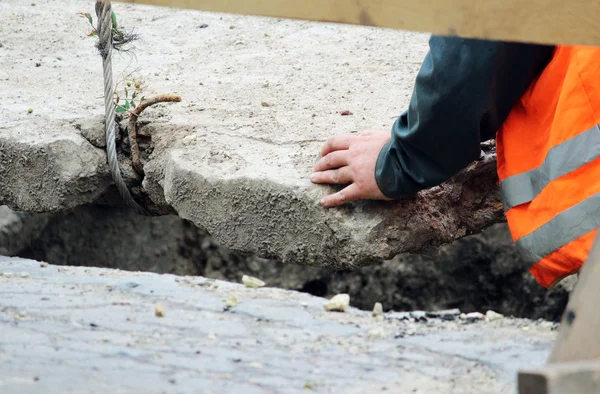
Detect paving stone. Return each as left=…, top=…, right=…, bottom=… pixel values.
left=0, top=256, right=556, bottom=394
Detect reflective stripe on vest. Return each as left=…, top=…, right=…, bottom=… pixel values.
left=514, top=190, right=600, bottom=264
left=500, top=124, right=600, bottom=211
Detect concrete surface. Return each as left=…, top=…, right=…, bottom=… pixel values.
left=0, top=1, right=504, bottom=269
left=0, top=256, right=557, bottom=394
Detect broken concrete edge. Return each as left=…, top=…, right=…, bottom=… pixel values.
left=160, top=144, right=503, bottom=267
left=0, top=119, right=504, bottom=268
left=0, top=121, right=112, bottom=213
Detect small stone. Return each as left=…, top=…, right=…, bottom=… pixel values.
left=262, top=80, right=270, bottom=88
left=323, top=293, right=350, bottom=312
left=249, top=362, right=263, bottom=369
left=242, top=275, right=265, bottom=288
left=155, top=303, right=165, bottom=317
left=28, top=108, right=33, bottom=114
left=40, top=262, right=48, bottom=268
left=261, top=101, right=271, bottom=107
left=367, top=327, right=386, bottom=339
left=340, top=110, right=353, bottom=116
left=199, top=23, right=209, bottom=28
left=485, top=310, right=504, bottom=321
left=224, top=295, right=239, bottom=309
left=20, top=272, right=30, bottom=278
left=207, top=333, right=217, bottom=340
left=372, top=302, right=383, bottom=317
left=539, top=321, right=554, bottom=329
left=342, top=61, right=350, bottom=66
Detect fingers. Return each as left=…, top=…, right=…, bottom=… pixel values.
left=320, top=135, right=354, bottom=157
left=320, top=183, right=361, bottom=207
left=310, top=166, right=352, bottom=185
left=313, top=150, right=349, bottom=172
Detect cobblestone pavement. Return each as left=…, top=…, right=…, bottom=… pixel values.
left=0, top=257, right=556, bottom=394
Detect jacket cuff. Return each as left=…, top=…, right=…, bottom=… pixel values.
left=375, top=134, right=426, bottom=200
left=375, top=140, right=410, bottom=199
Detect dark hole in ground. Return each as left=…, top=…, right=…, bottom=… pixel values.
left=299, top=279, right=329, bottom=298
left=4, top=204, right=572, bottom=322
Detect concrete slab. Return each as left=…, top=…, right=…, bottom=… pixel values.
left=0, top=256, right=556, bottom=394
left=0, top=1, right=503, bottom=268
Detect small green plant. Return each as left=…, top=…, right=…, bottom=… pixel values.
left=114, top=76, right=146, bottom=115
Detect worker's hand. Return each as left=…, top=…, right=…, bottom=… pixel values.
left=311, top=130, right=393, bottom=207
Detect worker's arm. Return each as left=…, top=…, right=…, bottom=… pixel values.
left=374, top=36, right=555, bottom=198
left=312, top=35, right=554, bottom=206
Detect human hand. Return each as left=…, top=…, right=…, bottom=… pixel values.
left=310, top=130, right=393, bottom=207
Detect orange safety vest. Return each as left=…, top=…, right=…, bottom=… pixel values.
left=496, top=45, right=600, bottom=289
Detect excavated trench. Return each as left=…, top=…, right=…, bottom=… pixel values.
left=2, top=204, right=572, bottom=321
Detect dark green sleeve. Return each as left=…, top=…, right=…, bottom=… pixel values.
left=374, top=36, right=554, bottom=199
